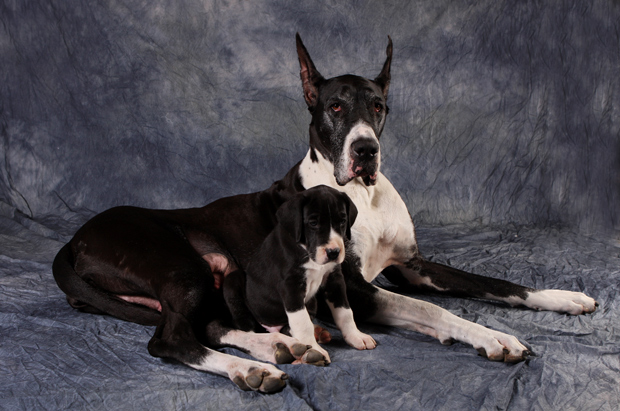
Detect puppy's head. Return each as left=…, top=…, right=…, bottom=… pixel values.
left=276, top=185, right=357, bottom=265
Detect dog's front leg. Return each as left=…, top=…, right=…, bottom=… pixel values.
left=368, top=286, right=531, bottom=362
left=389, top=259, right=598, bottom=315
left=324, top=267, right=377, bottom=350
left=285, top=308, right=331, bottom=366
left=281, top=276, right=332, bottom=366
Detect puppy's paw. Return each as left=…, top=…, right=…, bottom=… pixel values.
left=292, top=344, right=331, bottom=366
left=314, top=325, right=332, bottom=343
left=344, top=331, right=377, bottom=350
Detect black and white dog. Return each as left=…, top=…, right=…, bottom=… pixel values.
left=223, top=185, right=375, bottom=367
left=52, top=34, right=597, bottom=393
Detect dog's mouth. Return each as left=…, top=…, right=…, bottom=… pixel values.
left=336, top=163, right=379, bottom=187
left=353, top=166, right=378, bottom=186
left=347, top=136, right=380, bottom=186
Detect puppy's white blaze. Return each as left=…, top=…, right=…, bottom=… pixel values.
left=286, top=308, right=316, bottom=344
left=316, top=229, right=345, bottom=265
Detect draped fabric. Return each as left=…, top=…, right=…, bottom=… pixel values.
left=1, top=1, right=618, bottom=409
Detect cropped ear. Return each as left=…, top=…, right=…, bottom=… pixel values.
left=341, top=192, right=358, bottom=240
left=296, top=33, right=325, bottom=110
left=276, top=195, right=306, bottom=244
left=374, top=35, right=393, bottom=99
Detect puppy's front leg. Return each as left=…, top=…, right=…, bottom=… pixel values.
left=281, top=276, right=331, bottom=366
left=324, top=268, right=377, bottom=350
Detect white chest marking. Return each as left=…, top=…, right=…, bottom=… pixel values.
left=302, top=259, right=337, bottom=303
left=299, top=149, right=418, bottom=282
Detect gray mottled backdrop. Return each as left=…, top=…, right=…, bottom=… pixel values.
left=1, top=1, right=619, bottom=410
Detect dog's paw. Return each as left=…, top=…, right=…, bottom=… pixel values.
left=314, top=324, right=332, bottom=344
left=291, top=344, right=331, bottom=366
left=525, top=290, right=598, bottom=315
left=475, top=331, right=531, bottom=363
left=231, top=365, right=288, bottom=393
left=344, top=331, right=377, bottom=350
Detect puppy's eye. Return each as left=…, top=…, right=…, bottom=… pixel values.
left=308, top=220, right=318, bottom=228
left=374, top=102, right=382, bottom=113
left=331, top=103, right=342, bottom=112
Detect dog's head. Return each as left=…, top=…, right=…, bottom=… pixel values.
left=296, top=33, right=392, bottom=187
left=276, top=185, right=358, bottom=265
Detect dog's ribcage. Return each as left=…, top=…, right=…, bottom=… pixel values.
left=299, top=150, right=417, bottom=282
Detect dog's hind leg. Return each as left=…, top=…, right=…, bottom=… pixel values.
left=148, top=303, right=287, bottom=393
left=222, top=270, right=262, bottom=332
left=382, top=259, right=598, bottom=315
left=53, top=243, right=162, bottom=325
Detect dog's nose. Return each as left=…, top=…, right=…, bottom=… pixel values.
left=325, top=248, right=341, bottom=262
left=351, top=138, right=379, bottom=161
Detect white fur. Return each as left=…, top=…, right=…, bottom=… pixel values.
left=190, top=347, right=287, bottom=392
left=299, top=146, right=530, bottom=361
left=314, top=229, right=346, bottom=265
left=300, top=149, right=417, bottom=282
left=370, top=287, right=528, bottom=361
left=327, top=302, right=377, bottom=350
left=219, top=328, right=303, bottom=364
left=518, top=289, right=597, bottom=314
left=301, top=259, right=336, bottom=303
left=286, top=308, right=330, bottom=362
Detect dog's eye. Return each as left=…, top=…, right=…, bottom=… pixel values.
left=331, top=103, right=342, bottom=112
left=374, top=103, right=382, bottom=113
left=308, top=220, right=318, bottom=228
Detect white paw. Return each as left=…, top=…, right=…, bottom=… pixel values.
left=221, top=330, right=310, bottom=364
left=476, top=330, right=531, bottom=363
left=292, top=343, right=331, bottom=366
left=344, top=331, right=377, bottom=350
left=230, top=362, right=288, bottom=393
left=525, top=290, right=598, bottom=315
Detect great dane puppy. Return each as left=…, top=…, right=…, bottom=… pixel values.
left=223, top=185, right=375, bottom=367
left=52, top=34, right=597, bottom=392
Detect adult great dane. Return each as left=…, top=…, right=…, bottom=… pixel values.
left=52, top=34, right=597, bottom=393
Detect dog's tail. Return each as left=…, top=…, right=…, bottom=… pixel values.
left=52, top=243, right=160, bottom=326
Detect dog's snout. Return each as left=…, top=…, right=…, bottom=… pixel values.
left=325, top=248, right=341, bottom=262
left=352, top=138, right=379, bottom=160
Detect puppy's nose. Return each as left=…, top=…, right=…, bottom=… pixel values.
left=351, top=138, right=379, bottom=161
left=325, top=248, right=341, bottom=262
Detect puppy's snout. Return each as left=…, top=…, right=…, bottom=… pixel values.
left=325, top=248, right=341, bottom=262
left=351, top=138, right=379, bottom=161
